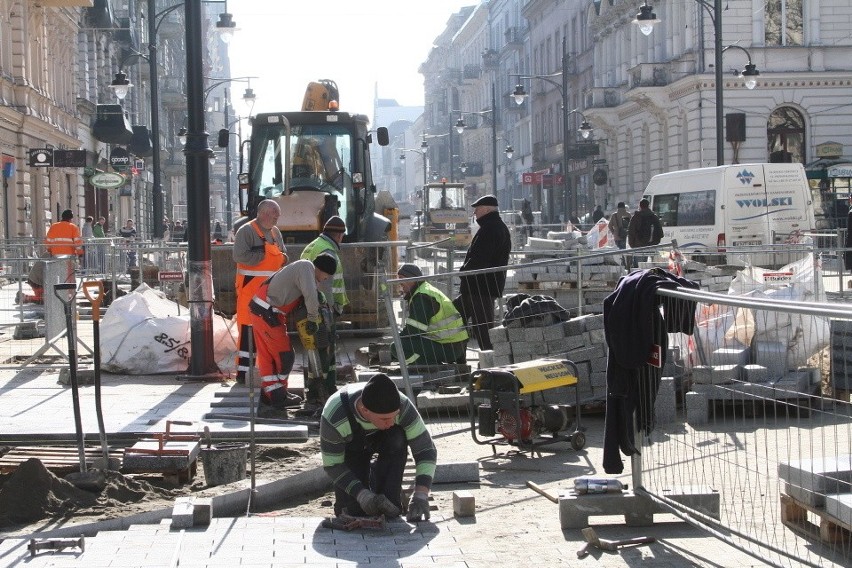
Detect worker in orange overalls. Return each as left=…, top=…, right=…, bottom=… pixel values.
left=45, top=209, right=84, bottom=259
left=249, top=254, right=336, bottom=415
left=232, top=200, right=287, bottom=384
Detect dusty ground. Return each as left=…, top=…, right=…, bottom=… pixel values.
left=0, top=438, right=330, bottom=532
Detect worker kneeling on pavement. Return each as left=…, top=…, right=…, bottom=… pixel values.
left=393, top=263, right=469, bottom=365
left=320, top=373, right=436, bottom=521
left=249, top=254, right=337, bottom=413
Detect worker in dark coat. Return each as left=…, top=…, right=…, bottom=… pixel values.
left=602, top=268, right=700, bottom=474
left=453, top=195, right=512, bottom=351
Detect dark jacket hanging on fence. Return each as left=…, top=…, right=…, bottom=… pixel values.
left=502, top=293, right=570, bottom=328
left=602, top=268, right=700, bottom=474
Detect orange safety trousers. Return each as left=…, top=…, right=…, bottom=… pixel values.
left=249, top=282, right=301, bottom=402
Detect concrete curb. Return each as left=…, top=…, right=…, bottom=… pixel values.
left=0, top=466, right=330, bottom=540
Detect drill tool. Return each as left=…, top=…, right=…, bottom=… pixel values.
left=577, top=527, right=655, bottom=558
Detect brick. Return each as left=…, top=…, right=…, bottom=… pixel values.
left=692, top=366, right=713, bottom=384
left=492, top=342, right=513, bottom=357
left=507, top=327, right=528, bottom=342
left=753, top=340, right=788, bottom=379
left=710, top=364, right=739, bottom=385
left=488, top=326, right=509, bottom=344
left=740, top=364, right=769, bottom=383
left=453, top=490, right=476, bottom=517
left=778, top=455, right=852, bottom=507
left=710, top=347, right=750, bottom=367
left=656, top=377, right=677, bottom=425
left=172, top=497, right=195, bottom=529
left=542, top=323, right=567, bottom=341
left=585, top=328, right=605, bottom=345
left=685, top=392, right=708, bottom=425
left=493, top=354, right=513, bottom=367
left=434, top=462, right=480, bottom=484
left=193, top=498, right=212, bottom=526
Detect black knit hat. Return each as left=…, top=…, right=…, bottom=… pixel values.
left=397, top=263, right=422, bottom=278
left=312, top=253, right=337, bottom=275
left=360, top=373, right=401, bottom=414
left=323, top=215, right=346, bottom=234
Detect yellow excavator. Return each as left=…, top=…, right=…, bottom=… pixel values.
left=213, top=80, right=398, bottom=330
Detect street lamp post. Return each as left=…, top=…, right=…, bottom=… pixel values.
left=452, top=82, right=504, bottom=201
left=511, top=37, right=577, bottom=218
left=184, top=0, right=216, bottom=377
left=635, top=1, right=759, bottom=166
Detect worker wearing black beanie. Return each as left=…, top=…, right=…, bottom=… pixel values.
left=360, top=373, right=401, bottom=414
left=319, top=373, right=437, bottom=522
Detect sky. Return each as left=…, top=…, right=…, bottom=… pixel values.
left=226, top=0, right=477, bottom=124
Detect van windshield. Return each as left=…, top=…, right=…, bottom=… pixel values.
left=652, top=190, right=716, bottom=227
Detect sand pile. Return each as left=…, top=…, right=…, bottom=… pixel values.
left=0, top=458, right=177, bottom=527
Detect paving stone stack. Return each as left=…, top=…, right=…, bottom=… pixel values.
left=479, top=313, right=608, bottom=403
left=505, top=234, right=626, bottom=314
left=638, top=258, right=736, bottom=293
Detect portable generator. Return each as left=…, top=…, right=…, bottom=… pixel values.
left=469, top=358, right=586, bottom=453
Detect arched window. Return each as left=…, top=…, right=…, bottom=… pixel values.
left=767, top=107, right=806, bottom=164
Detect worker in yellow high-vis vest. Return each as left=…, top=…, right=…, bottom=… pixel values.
left=300, top=215, right=348, bottom=406
left=393, top=263, right=468, bottom=365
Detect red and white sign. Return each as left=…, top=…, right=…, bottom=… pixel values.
left=159, top=271, right=184, bottom=282
left=521, top=172, right=565, bottom=186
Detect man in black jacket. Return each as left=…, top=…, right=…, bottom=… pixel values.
left=453, top=194, right=511, bottom=350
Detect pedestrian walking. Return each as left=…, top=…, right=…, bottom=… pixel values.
left=81, top=216, right=95, bottom=272
left=118, top=219, right=137, bottom=270
left=608, top=202, right=631, bottom=250
left=627, top=198, right=663, bottom=268
left=319, top=373, right=436, bottom=522
left=453, top=194, right=511, bottom=351
left=592, top=205, right=605, bottom=223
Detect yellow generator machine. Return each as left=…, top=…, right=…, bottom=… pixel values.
left=470, top=358, right=586, bottom=453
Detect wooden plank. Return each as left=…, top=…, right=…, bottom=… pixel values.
left=780, top=493, right=852, bottom=545
left=0, top=446, right=122, bottom=474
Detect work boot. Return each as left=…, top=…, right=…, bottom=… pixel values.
left=269, top=388, right=303, bottom=409
left=256, top=402, right=289, bottom=419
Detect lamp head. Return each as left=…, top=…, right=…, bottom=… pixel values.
left=578, top=120, right=593, bottom=139
left=242, top=87, right=256, bottom=104
left=741, top=63, right=760, bottom=90
left=459, top=161, right=467, bottom=173
left=455, top=118, right=465, bottom=134
left=505, top=145, right=514, bottom=160
left=512, top=84, right=527, bottom=106
left=216, top=13, right=238, bottom=44
left=109, top=71, right=132, bottom=100
left=177, top=127, right=188, bottom=146
left=633, top=3, right=659, bottom=37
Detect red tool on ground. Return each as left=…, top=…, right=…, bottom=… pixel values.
left=321, top=514, right=387, bottom=531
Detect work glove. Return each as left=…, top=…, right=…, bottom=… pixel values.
left=356, top=489, right=400, bottom=518
left=406, top=491, right=430, bottom=522
left=334, top=303, right=344, bottom=316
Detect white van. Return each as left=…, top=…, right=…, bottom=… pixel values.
left=642, top=163, right=814, bottom=266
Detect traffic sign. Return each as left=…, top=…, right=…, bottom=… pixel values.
left=28, top=148, right=53, bottom=167
left=90, top=172, right=126, bottom=189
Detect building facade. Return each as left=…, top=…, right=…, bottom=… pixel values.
left=418, top=0, right=852, bottom=223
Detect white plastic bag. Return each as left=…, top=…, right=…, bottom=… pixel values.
left=100, top=284, right=237, bottom=374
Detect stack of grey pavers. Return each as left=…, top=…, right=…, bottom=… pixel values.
left=639, top=258, right=737, bottom=293
left=479, top=313, right=608, bottom=404
left=505, top=233, right=626, bottom=314
left=685, top=340, right=821, bottom=425
left=777, top=455, right=852, bottom=533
